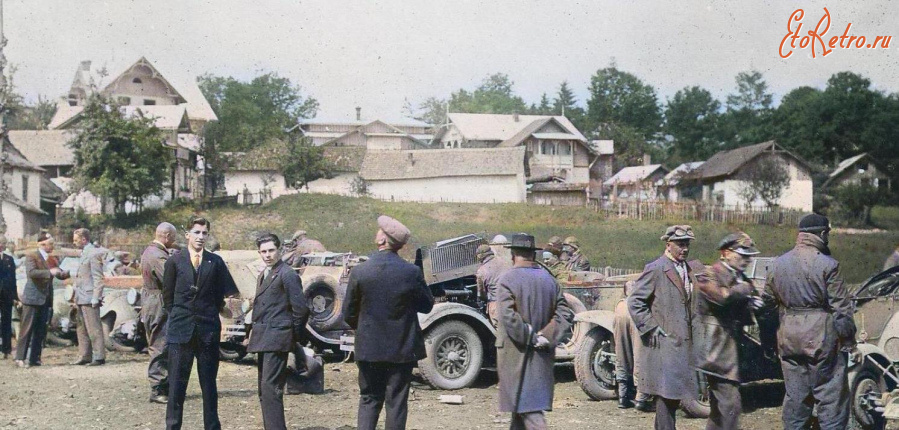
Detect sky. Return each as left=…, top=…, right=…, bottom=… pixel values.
left=8, top=0, right=899, bottom=122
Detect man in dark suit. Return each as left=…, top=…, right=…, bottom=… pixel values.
left=247, top=233, right=308, bottom=430
left=0, top=236, right=16, bottom=359
left=344, top=215, right=435, bottom=430
left=163, top=217, right=238, bottom=430
left=15, top=232, right=68, bottom=367
left=141, top=222, right=177, bottom=403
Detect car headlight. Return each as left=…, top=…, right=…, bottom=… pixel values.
left=64, top=286, right=75, bottom=302
left=59, top=317, right=71, bottom=332
left=126, top=288, right=140, bottom=306
left=241, top=299, right=251, bottom=314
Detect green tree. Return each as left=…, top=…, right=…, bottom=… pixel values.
left=553, top=81, right=588, bottom=132
left=199, top=72, right=318, bottom=152
left=720, top=70, right=775, bottom=148
left=772, top=86, right=827, bottom=163
left=664, top=86, right=722, bottom=161
left=7, top=95, right=57, bottom=130
left=736, top=157, right=791, bottom=209
left=67, top=95, right=172, bottom=216
left=586, top=65, right=662, bottom=137
left=282, top=137, right=333, bottom=190
left=407, top=73, right=528, bottom=124
left=531, top=93, right=553, bottom=115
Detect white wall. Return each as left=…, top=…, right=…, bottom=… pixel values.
left=367, top=174, right=526, bottom=203
left=716, top=179, right=813, bottom=211
left=224, top=171, right=289, bottom=197
left=304, top=173, right=356, bottom=196
left=2, top=201, right=26, bottom=240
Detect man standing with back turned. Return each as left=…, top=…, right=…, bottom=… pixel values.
left=762, top=214, right=856, bottom=429
left=164, top=217, right=238, bottom=430
left=344, top=215, right=434, bottom=430
left=70, top=228, right=107, bottom=366
left=141, top=222, right=177, bottom=404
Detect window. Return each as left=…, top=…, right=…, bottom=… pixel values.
left=119, top=96, right=131, bottom=105
left=132, top=77, right=143, bottom=84
left=21, top=175, right=28, bottom=202
left=143, top=99, right=156, bottom=106
left=541, top=140, right=556, bottom=155
left=558, top=141, right=572, bottom=156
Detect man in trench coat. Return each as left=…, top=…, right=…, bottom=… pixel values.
left=495, top=233, right=573, bottom=429
left=761, top=214, right=857, bottom=429
left=628, top=225, right=704, bottom=430
left=694, top=232, right=762, bottom=430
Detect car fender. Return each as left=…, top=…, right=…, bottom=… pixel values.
left=573, top=309, right=616, bottom=333
left=418, top=302, right=495, bottom=335
left=100, top=292, right=139, bottom=328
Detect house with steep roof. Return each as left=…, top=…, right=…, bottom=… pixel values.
left=656, top=161, right=704, bottom=202
left=683, top=141, right=813, bottom=211
left=0, top=138, right=49, bottom=240
left=822, top=153, right=891, bottom=191
left=359, top=147, right=527, bottom=203
left=221, top=139, right=294, bottom=203
left=604, top=163, right=669, bottom=202
left=289, top=108, right=433, bottom=149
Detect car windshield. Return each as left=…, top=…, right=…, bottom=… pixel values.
left=746, top=257, right=773, bottom=281
left=856, top=271, right=899, bottom=298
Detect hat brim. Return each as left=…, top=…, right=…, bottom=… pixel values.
left=667, top=236, right=694, bottom=242
left=734, top=248, right=760, bottom=256
left=505, top=245, right=543, bottom=251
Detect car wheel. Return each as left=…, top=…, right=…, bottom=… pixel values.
left=555, top=293, right=587, bottom=358
left=681, top=372, right=711, bottom=418
left=419, top=321, right=483, bottom=390
left=573, top=326, right=617, bottom=400
left=304, top=275, right=346, bottom=332
left=101, top=314, right=138, bottom=352
left=219, top=344, right=247, bottom=361
left=850, top=365, right=886, bottom=430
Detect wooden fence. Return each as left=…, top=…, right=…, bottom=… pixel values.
left=596, top=201, right=805, bottom=226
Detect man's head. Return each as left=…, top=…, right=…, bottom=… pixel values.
left=256, top=233, right=282, bottom=267
left=476, top=244, right=493, bottom=263
left=0, top=236, right=7, bottom=253
left=506, top=233, right=541, bottom=264
left=718, top=232, right=759, bottom=272
left=155, top=222, right=177, bottom=248
left=375, top=215, right=411, bottom=252
left=114, top=251, right=132, bottom=265
left=292, top=230, right=307, bottom=242
left=546, top=236, right=563, bottom=257
left=37, top=231, right=54, bottom=253
left=73, top=228, right=90, bottom=249
left=562, top=236, right=579, bottom=254
left=185, top=216, right=210, bottom=253
left=799, top=213, right=831, bottom=245
left=662, top=225, right=695, bottom=262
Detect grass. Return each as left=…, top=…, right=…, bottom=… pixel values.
left=111, top=193, right=899, bottom=284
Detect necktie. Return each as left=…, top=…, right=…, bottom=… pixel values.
left=192, top=253, right=200, bottom=269
left=681, top=263, right=691, bottom=295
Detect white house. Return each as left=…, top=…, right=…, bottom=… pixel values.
left=359, top=147, right=527, bottom=203
left=221, top=139, right=293, bottom=204
left=822, top=153, right=891, bottom=191
left=0, top=138, right=47, bottom=240
left=684, top=141, right=814, bottom=211
left=656, top=161, right=704, bottom=202
left=289, top=108, right=433, bottom=148
left=604, top=164, right=669, bottom=202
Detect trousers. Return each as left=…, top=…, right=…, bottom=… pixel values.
left=356, top=361, right=414, bottom=430
left=780, top=350, right=849, bottom=430
left=510, top=411, right=546, bottom=430
left=141, top=291, right=168, bottom=394
left=166, top=335, right=221, bottom=430
left=654, top=397, right=681, bottom=430
left=15, top=305, right=48, bottom=363
left=257, top=351, right=289, bottom=430
left=0, top=296, right=12, bottom=354
left=75, top=305, right=106, bottom=361
left=705, top=375, right=741, bottom=430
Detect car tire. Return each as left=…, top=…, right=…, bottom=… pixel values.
left=573, top=326, right=617, bottom=400
left=555, top=293, right=587, bottom=358
left=681, top=372, right=711, bottom=418
left=849, top=364, right=886, bottom=430
left=219, top=344, right=247, bottom=361
left=419, top=321, right=483, bottom=390
left=304, top=275, right=346, bottom=333
left=101, top=314, right=138, bottom=352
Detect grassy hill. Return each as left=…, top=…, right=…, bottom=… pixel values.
left=114, top=193, right=899, bottom=283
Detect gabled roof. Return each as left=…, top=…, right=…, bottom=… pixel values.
left=52, top=104, right=191, bottom=133
left=603, top=164, right=668, bottom=186
left=2, top=137, right=45, bottom=173
left=324, top=120, right=427, bottom=147
left=657, top=161, right=704, bottom=186
left=360, top=147, right=525, bottom=181
left=822, top=152, right=886, bottom=188
left=686, top=141, right=810, bottom=181
left=444, top=113, right=586, bottom=142
left=8, top=130, right=75, bottom=167
left=323, top=146, right=367, bottom=172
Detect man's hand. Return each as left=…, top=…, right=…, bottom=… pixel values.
left=90, top=297, right=101, bottom=308
left=533, top=335, right=551, bottom=351
left=848, top=347, right=861, bottom=366
left=49, top=267, right=61, bottom=277
left=748, top=296, right=764, bottom=311
left=646, top=327, right=667, bottom=349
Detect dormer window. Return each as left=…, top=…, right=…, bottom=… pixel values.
left=132, top=77, right=143, bottom=84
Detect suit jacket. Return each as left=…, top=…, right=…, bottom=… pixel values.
left=74, top=243, right=106, bottom=305
left=0, top=253, right=16, bottom=301
left=627, top=255, right=703, bottom=400
left=495, top=264, right=572, bottom=413
left=343, top=250, right=434, bottom=363
left=247, top=260, right=309, bottom=353
left=163, top=248, right=238, bottom=344
left=22, top=251, right=55, bottom=306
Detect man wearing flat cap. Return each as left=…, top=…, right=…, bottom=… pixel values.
left=477, top=242, right=510, bottom=328
left=495, top=233, right=572, bottom=429
left=761, top=214, right=856, bottom=429
left=343, top=215, right=434, bottom=430
left=627, top=225, right=704, bottom=430
left=694, top=232, right=763, bottom=430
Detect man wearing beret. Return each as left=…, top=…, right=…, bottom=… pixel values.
left=343, top=215, right=435, bottom=430
left=476, top=243, right=510, bottom=328
left=694, top=232, right=763, bottom=430
left=762, top=214, right=856, bottom=429
left=15, top=232, right=69, bottom=367
left=495, top=233, right=572, bottom=429
left=628, top=225, right=704, bottom=430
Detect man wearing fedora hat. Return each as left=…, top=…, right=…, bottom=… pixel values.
left=694, top=232, right=763, bottom=430
left=15, top=232, right=69, bottom=367
left=761, top=214, right=856, bottom=429
left=495, top=233, right=572, bottom=429
left=628, top=225, right=704, bottom=430
left=343, top=215, right=434, bottom=430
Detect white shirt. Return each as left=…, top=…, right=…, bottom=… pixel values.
left=38, top=249, right=49, bottom=262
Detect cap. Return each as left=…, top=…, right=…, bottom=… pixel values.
left=292, top=230, right=307, bottom=240
left=475, top=244, right=493, bottom=261
left=563, top=236, right=579, bottom=247
left=377, top=215, right=411, bottom=245
left=718, top=232, right=760, bottom=256
left=799, top=214, right=831, bottom=233
left=489, top=234, right=509, bottom=245
left=661, top=225, right=695, bottom=242
left=37, top=231, right=53, bottom=243
left=505, top=233, right=542, bottom=251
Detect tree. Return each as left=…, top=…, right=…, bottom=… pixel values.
left=553, top=81, right=588, bottom=132
left=664, top=86, right=722, bottom=162
left=406, top=73, right=528, bottom=124
left=720, top=70, right=775, bottom=148
left=67, top=95, right=172, bottom=216
left=772, top=86, right=826, bottom=163
left=199, top=72, right=318, bottom=153
left=531, top=93, right=553, bottom=115
left=586, top=65, right=662, bottom=137
left=736, top=157, right=791, bottom=209
left=831, top=182, right=883, bottom=225
left=281, top=137, right=332, bottom=190
left=7, top=95, right=57, bottom=130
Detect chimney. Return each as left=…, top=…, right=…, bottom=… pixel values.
left=80, top=60, right=92, bottom=71
left=355, top=106, right=362, bottom=121
left=513, top=112, right=519, bottom=122
left=643, top=153, right=651, bottom=166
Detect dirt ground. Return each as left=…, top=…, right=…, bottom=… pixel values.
left=0, top=346, right=788, bottom=430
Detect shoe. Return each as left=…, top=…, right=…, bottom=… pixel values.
left=70, top=359, right=91, bottom=365
left=2, top=352, right=8, bottom=359
left=87, top=359, right=106, bottom=366
left=149, top=393, right=169, bottom=404
left=29, top=361, right=42, bottom=367
left=15, top=360, right=29, bottom=368
left=618, top=398, right=635, bottom=409
left=634, top=400, right=653, bottom=412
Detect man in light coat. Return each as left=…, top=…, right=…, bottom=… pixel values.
left=476, top=244, right=509, bottom=328
left=496, top=233, right=573, bottom=429
left=141, top=222, right=177, bottom=403
left=70, top=228, right=107, bottom=366
left=628, top=225, right=704, bottom=430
